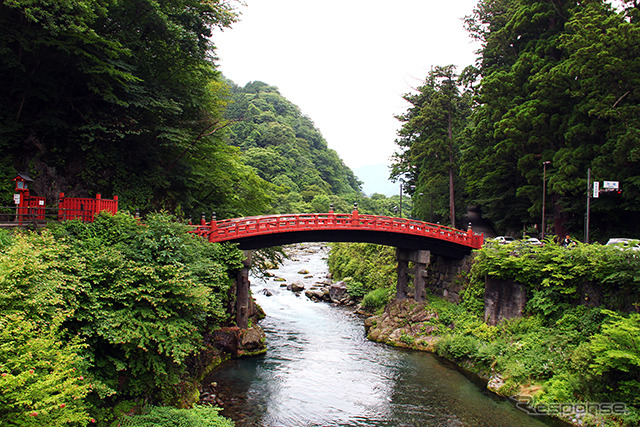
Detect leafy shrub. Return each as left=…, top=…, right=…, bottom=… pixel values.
left=435, top=335, right=480, bottom=360
left=328, top=242, right=396, bottom=290
left=399, top=333, right=415, bottom=345
left=361, top=288, right=391, bottom=311
left=0, top=212, right=246, bottom=413
left=0, top=314, right=92, bottom=426
left=0, top=228, right=12, bottom=249
left=48, top=212, right=245, bottom=400
left=120, top=405, right=234, bottom=427
left=470, top=240, right=640, bottom=318
left=344, top=277, right=367, bottom=298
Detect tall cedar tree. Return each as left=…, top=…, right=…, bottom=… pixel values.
left=391, top=66, right=471, bottom=227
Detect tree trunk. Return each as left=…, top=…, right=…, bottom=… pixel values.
left=448, top=108, right=455, bottom=228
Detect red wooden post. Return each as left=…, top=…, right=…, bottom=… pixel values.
left=208, top=213, right=217, bottom=243
left=351, top=203, right=359, bottom=226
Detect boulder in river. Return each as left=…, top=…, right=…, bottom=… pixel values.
left=237, top=325, right=267, bottom=357
left=305, top=289, right=326, bottom=301
left=330, top=280, right=348, bottom=302
left=290, top=282, right=305, bottom=292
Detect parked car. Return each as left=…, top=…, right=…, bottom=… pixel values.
left=523, top=237, right=543, bottom=246
left=492, top=236, right=516, bottom=244
left=606, top=238, right=640, bottom=250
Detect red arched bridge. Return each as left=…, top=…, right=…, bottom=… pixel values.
left=190, top=210, right=484, bottom=259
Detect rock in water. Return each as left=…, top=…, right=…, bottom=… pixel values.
left=330, top=280, right=347, bottom=302
left=291, top=282, right=305, bottom=292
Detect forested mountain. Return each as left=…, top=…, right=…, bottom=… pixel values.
left=223, top=80, right=362, bottom=213
left=393, top=0, right=640, bottom=241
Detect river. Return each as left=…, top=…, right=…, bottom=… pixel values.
left=207, top=243, right=561, bottom=427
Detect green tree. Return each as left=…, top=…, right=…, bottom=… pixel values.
left=391, top=66, right=471, bottom=227
left=0, top=314, right=93, bottom=426
left=48, top=213, right=243, bottom=399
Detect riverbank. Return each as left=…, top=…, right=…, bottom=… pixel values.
left=205, top=243, right=555, bottom=426
left=362, top=297, right=633, bottom=427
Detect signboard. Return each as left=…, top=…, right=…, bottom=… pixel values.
left=13, top=194, right=20, bottom=204
left=593, top=181, right=600, bottom=198
left=603, top=181, right=619, bottom=189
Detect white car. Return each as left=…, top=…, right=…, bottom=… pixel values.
left=606, top=238, right=640, bottom=250
left=492, top=236, right=516, bottom=244
left=524, top=237, right=543, bottom=246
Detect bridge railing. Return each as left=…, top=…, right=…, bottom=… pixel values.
left=189, top=212, right=484, bottom=249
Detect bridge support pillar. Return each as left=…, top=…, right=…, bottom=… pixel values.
left=396, top=248, right=431, bottom=302
left=396, top=249, right=410, bottom=300
left=235, top=250, right=252, bottom=329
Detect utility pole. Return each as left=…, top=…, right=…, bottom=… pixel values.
left=399, top=182, right=403, bottom=218
left=586, top=168, right=591, bottom=244
left=541, top=161, right=551, bottom=240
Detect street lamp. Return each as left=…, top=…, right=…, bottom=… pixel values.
left=399, top=181, right=415, bottom=218
left=541, top=161, right=551, bottom=240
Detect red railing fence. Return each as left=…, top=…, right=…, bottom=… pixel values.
left=189, top=211, right=484, bottom=249
left=58, top=193, right=118, bottom=222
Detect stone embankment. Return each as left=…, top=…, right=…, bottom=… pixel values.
left=364, top=299, right=439, bottom=351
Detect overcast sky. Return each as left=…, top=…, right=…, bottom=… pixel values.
left=213, top=0, right=481, bottom=173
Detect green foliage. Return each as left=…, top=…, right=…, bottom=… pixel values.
left=0, top=0, right=273, bottom=219
left=0, top=228, right=12, bottom=249
left=417, top=288, right=640, bottom=424
left=361, top=288, right=392, bottom=312
left=470, top=240, right=640, bottom=317
left=386, top=0, right=640, bottom=238
left=0, top=314, right=92, bottom=426
left=224, top=80, right=361, bottom=213
left=391, top=65, right=471, bottom=226
left=343, top=277, right=367, bottom=298
left=0, top=229, right=82, bottom=322
left=460, top=272, right=485, bottom=316
left=0, top=212, right=245, bottom=418
left=121, top=405, right=233, bottom=427
left=328, top=242, right=396, bottom=294
left=568, top=310, right=640, bottom=420
left=46, top=212, right=242, bottom=399
left=589, top=311, right=640, bottom=378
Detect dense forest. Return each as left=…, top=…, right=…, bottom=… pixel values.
left=392, top=0, right=640, bottom=241
left=0, top=0, right=272, bottom=219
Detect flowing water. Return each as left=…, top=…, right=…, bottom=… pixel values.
left=208, top=243, right=561, bottom=427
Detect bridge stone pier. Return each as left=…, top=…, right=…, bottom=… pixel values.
left=395, top=249, right=474, bottom=303
left=234, top=250, right=252, bottom=329
left=396, top=249, right=430, bottom=301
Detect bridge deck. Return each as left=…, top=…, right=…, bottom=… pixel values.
left=190, top=212, right=483, bottom=256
